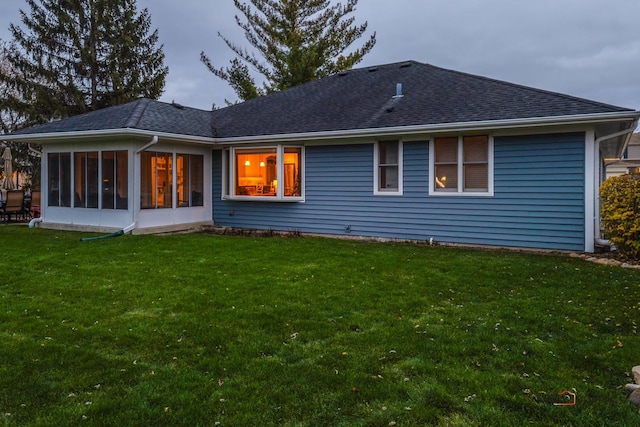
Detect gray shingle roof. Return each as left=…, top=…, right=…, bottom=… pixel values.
left=211, top=61, right=633, bottom=138
left=9, top=61, right=635, bottom=140
left=11, top=98, right=215, bottom=138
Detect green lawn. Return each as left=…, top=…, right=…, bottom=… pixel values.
left=0, top=226, right=639, bottom=426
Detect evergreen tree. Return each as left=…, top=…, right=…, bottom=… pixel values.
left=0, top=40, right=25, bottom=134
left=201, top=0, right=376, bottom=103
left=1, top=39, right=39, bottom=190
left=0, top=0, right=168, bottom=126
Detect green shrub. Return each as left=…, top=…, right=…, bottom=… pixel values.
left=600, top=173, right=640, bottom=259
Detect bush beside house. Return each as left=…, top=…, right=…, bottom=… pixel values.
left=600, top=173, right=640, bottom=259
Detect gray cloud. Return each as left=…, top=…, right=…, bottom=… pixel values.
left=1, top=0, right=639, bottom=111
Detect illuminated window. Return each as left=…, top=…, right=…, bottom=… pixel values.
left=283, top=147, right=302, bottom=197
left=141, top=152, right=203, bottom=209
left=229, top=146, right=303, bottom=200
left=177, top=154, right=204, bottom=207
left=235, top=148, right=277, bottom=196
left=431, top=135, right=493, bottom=195
left=140, top=151, right=172, bottom=209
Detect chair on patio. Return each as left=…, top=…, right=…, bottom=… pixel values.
left=29, top=191, right=41, bottom=219
left=1, top=190, right=26, bottom=223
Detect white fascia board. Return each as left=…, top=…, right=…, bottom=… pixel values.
left=215, top=111, right=640, bottom=145
left=2, top=111, right=638, bottom=146
left=0, top=128, right=218, bottom=145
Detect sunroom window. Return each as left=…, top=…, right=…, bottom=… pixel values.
left=74, top=152, right=99, bottom=208
left=47, top=151, right=128, bottom=209
left=47, top=153, right=71, bottom=207
left=102, top=151, right=129, bottom=210
left=140, top=151, right=172, bottom=209
left=177, top=154, right=204, bottom=207
left=141, top=152, right=204, bottom=209
left=229, top=146, right=303, bottom=200
left=431, top=135, right=493, bottom=196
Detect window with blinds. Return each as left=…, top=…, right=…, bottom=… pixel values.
left=432, top=135, right=491, bottom=195
left=375, top=141, right=403, bottom=195
left=463, top=136, right=489, bottom=191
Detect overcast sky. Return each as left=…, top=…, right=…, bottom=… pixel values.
left=1, top=0, right=639, bottom=112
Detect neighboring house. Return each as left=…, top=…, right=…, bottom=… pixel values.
left=606, top=132, right=640, bottom=177
left=3, top=61, right=639, bottom=252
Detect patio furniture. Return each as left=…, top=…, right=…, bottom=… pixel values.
left=1, top=190, right=26, bottom=223
left=30, top=191, right=41, bottom=218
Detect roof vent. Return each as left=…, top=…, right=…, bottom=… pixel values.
left=393, top=83, right=404, bottom=98
left=368, top=67, right=378, bottom=72
left=171, top=101, right=185, bottom=110
left=338, top=71, right=348, bottom=77
left=400, top=62, right=412, bottom=69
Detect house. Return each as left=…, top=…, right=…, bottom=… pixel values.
left=606, top=132, right=640, bottom=177
left=3, top=61, right=639, bottom=252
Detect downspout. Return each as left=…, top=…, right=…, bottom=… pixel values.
left=136, top=135, right=158, bottom=154
left=28, top=143, right=42, bottom=157
left=593, top=122, right=638, bottom=248
left=124, top=135, right=159, bottom=234
left=29, top=217, right=43, bottom=228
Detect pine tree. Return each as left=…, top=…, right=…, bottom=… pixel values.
left=0, top=40, right=25, bottom=134
left=201, top=0, right=376, bottom=103
left=1, top=39, right=40, bottom=190
left=0, top=0, right=168, bottom=126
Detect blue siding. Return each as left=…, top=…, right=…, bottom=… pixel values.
left=213, top=132, right=586, bottom=251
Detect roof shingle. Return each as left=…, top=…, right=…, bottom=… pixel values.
left=9, top=61, right=635, bottom=139
left=211, top=61, right=633, bottom=138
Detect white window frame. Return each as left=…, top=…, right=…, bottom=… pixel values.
left=374, top=140, right=403, bottom=196
left=429, top=135, right=494, bottom=196
left=226, top=145, right=305, bottom=202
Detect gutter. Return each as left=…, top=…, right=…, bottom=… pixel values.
left=215, top=111, right=640, bottom=144
left=1, top=111, right=639, bottom=146
left=593, top=120, right=639, bottom=249
left=1, top=128, right=218, bottom=145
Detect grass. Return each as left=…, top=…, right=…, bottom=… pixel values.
left=0, top=225, right=639, bottom=426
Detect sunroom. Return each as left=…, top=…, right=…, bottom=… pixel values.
left=39, top=135, right=213, bottom=234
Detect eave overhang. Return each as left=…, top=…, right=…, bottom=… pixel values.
left=2, top=111, right=638, bottom=148
left=215, top=111, right=640, bottom=145
left=0, top=127, right=219, bottom=145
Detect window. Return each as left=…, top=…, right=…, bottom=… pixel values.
left=140, top=152, right=204, bottom=209
left=47, top=151, right=129, bottom=209
left=47, top=153, right=71, bottom=207
left=235, top=148, right=277, bottom=196
left=102, top=151, right=129, bottom=210
left=74, top=152, right=99, bottom=208
left=177, top=154, right=204, bottom=207
left=141, top=151, right=172, bottom=209
left=283, top=147, right=302, bottom=198
left=374, top=141, right=402, bottom=195
left=430, top=135, right=493, bottom=196
left=228, top=146, right=303, bottom=200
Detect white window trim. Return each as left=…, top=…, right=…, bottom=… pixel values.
left=374, top=140, right=403, bottom=196
left=227, top=145, right=305, bottom=202
left=429, top=135, right=494, bottom=197
left=221, top=148, right=230, bottom=200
